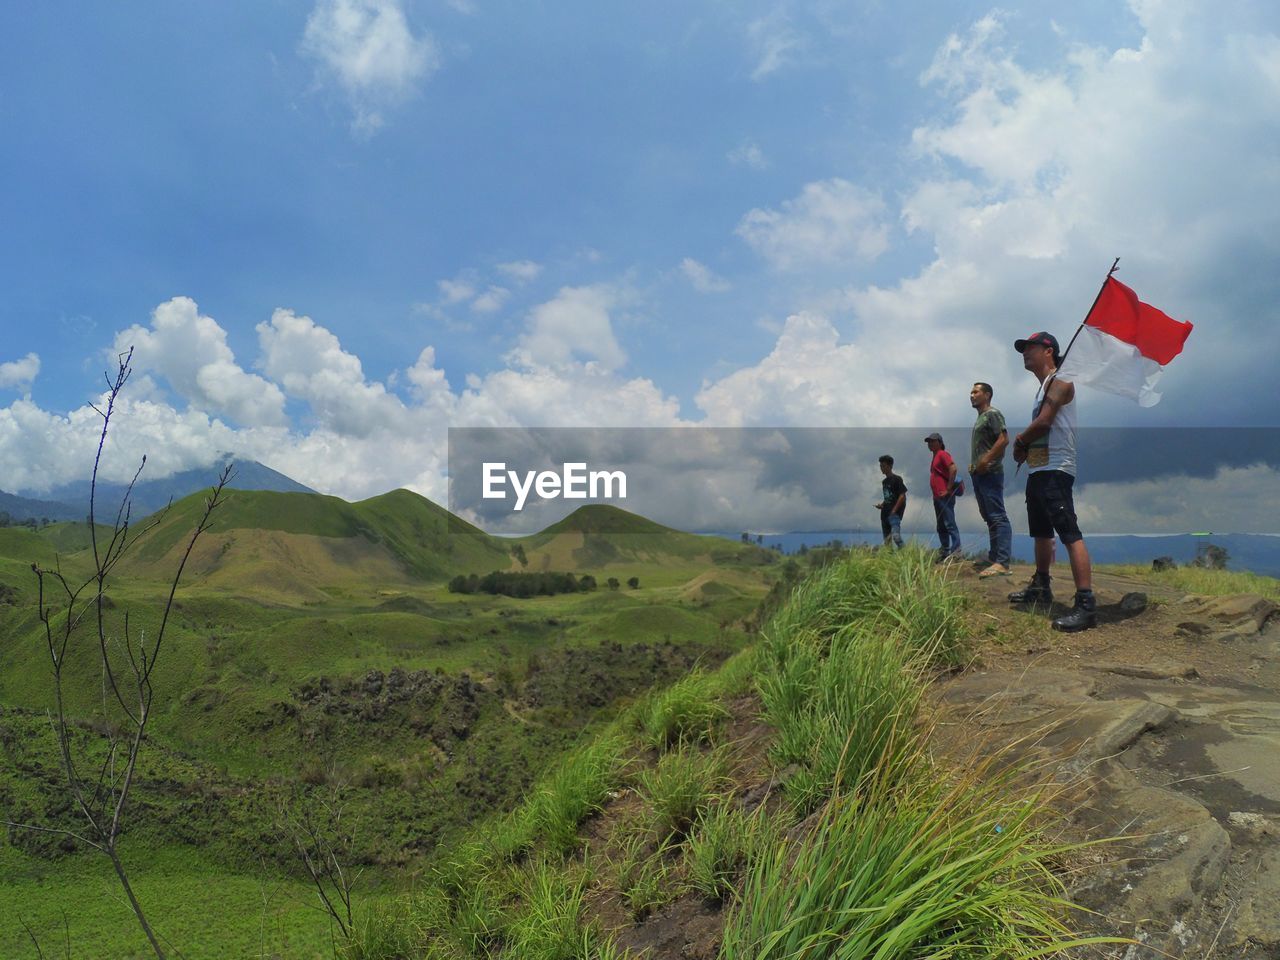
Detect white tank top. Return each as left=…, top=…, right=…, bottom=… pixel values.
left=1027, top=373, right=1077, bottom=477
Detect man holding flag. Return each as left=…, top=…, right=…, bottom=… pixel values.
left=1007, top=262, right=1194, bottom=633
left=1007, top=332, right=1096, bottom=631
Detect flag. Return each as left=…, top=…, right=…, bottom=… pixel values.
left=1058, top=276, right=1193, bottom=407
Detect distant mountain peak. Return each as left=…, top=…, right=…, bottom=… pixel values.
left=4, top=459, right=316, bottom=524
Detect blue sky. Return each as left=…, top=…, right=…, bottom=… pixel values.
left=2, top=0, right=1278, bottom=522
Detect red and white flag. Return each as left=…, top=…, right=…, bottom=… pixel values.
left=1058, top=277, right=1193, bottom=407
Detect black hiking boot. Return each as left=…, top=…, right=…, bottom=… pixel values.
left=1052, top=590, right=1098, bottom=632
left=1007, top=571, right=1052, bottom=605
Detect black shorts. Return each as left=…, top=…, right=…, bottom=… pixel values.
left=1025, top=470, right=1083, bottom=544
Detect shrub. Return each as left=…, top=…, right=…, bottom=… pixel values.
left=760, top=623, right=922, bottom=811
left=339, top=899, right=423, bottom=960
left=504, top=860, right=602, bottom=960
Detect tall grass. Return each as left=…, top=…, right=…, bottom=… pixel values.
left=757, top=548, right=964, bottom=809
left=721, top=756, right=1121, bottom=959
left=724, top=545, right=1123, bottom=959
left=615, top=832, right=685, bottom=920
left=761, top=546, right=967, bottom=668
left=760, top=624, right=921, bottom=811
left=500, top=732, right=631, bottom=858
left=636, top=668, right=731, bottom=750
left=503, top=859, right=597, bottom=960
left=685, top=802, right=782, bottom=904
left=339, top=898, right=424, bottom=960
left=635, top=744, right=731, bottom=840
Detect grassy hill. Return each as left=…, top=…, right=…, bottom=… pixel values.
left=0, top=491, right=782, bottom=958
left=516, top=505, right=776, bottom=584
left=296, top=547, right=1121, bottom=960
left=107, top=493, right=770, bottom=603
left=107, top=488, right=512, bottom=601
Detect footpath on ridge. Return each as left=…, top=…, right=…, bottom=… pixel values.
left=936, top=566, right=1280, bottom=958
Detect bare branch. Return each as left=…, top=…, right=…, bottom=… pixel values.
left=22, top=347, right=230, bottom=960
left=20, top=916, right=48, bottom=960
left=1, top=818, right=100, bottom=851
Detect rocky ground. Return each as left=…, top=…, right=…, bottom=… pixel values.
left=936, top=565, right=1280, bottom=958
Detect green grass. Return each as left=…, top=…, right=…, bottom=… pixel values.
left=720, top=754, right=1118, bottom=959
left=1107, top=561, right=1280, bottom=600
left=635, top=668, right=731, bottom=750
left=515, top=733, right=632, bottom=856
left=5, top=519, right=1128, bottom=958
left=685, top=802, right=782, bottom=904
left=323, top=543, right=1113, bottom=959
left=715, top=545, right=1117, bottom=957
left=635, top=744, right=730, bottom=841
left=760, top=622, right=922, bottom=812
left=755, top=547, right=966, bottom=810
left=615, top=832, right=685, bottom=920
left=0, top=846, right=337, bottom=960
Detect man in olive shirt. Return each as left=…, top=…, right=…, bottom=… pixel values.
left=968, top=382, right=1012, bottom=577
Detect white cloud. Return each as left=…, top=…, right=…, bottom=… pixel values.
left=438, top=277, right=476, bottom=303
left=454, top=365, right=682, bottom=429
left=737, top=179, right=890, bottom=271
left=695, top=310, right=1001, bottom=427
left=1075, top=465, right=1280, bottom=535
left=0, top=353, right=39, bottom=391
left=510, top=285, right=628, bottom=372
left=748, top=9, right=804, bottom=80
left=0, top=391, right=250, bottom=494
left=728, top=140, right=769, bottom=170
left=302, top=0, right=440, bottom=134
left=496, top=260, right=542, bottom=283
left=680, top=257, right=731, bottom=293
left=257, top=308, right=408, bottom=436
left=470, top=285, right=510, bottom=314
left=113, top=298, right=287, bottom=427
left=862, top=0, right=1280, bottom=427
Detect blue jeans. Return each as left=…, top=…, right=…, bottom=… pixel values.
left=970, top=471, right=1012, bottom=565
left=933, top=495, right=961, bottom=556
left=880, top=511, right=904, bottom=548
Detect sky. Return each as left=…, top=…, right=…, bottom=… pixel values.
left=2, top=0, right=1278, bottom=531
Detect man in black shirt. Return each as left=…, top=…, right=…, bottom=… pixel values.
left=877, top=455, right=907, bottom=549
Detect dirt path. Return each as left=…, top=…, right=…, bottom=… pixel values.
left=936, top=564, right=1280, bottom=957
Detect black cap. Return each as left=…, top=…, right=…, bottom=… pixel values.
left=923, top=432, right=943, bottom=443
left=1015, top=331, right=1060, bottom=358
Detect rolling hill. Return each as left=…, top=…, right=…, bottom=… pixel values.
left=113, top=487, right=512, bottom=600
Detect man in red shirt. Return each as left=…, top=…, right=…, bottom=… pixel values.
left=925, top=432, right=961, bottom=559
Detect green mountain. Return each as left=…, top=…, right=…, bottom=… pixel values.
left=112, top=487, right=511, bottom=600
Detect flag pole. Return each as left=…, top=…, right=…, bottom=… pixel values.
left=1057, top=256, right=1121, bottom=369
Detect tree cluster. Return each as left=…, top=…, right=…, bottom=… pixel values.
left=447, top=570, right=599, bottom=598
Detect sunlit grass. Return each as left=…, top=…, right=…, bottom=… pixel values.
left=721, top=752, right=1124, bottom=959
left=1107, top=562, right=1280, bottom=600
